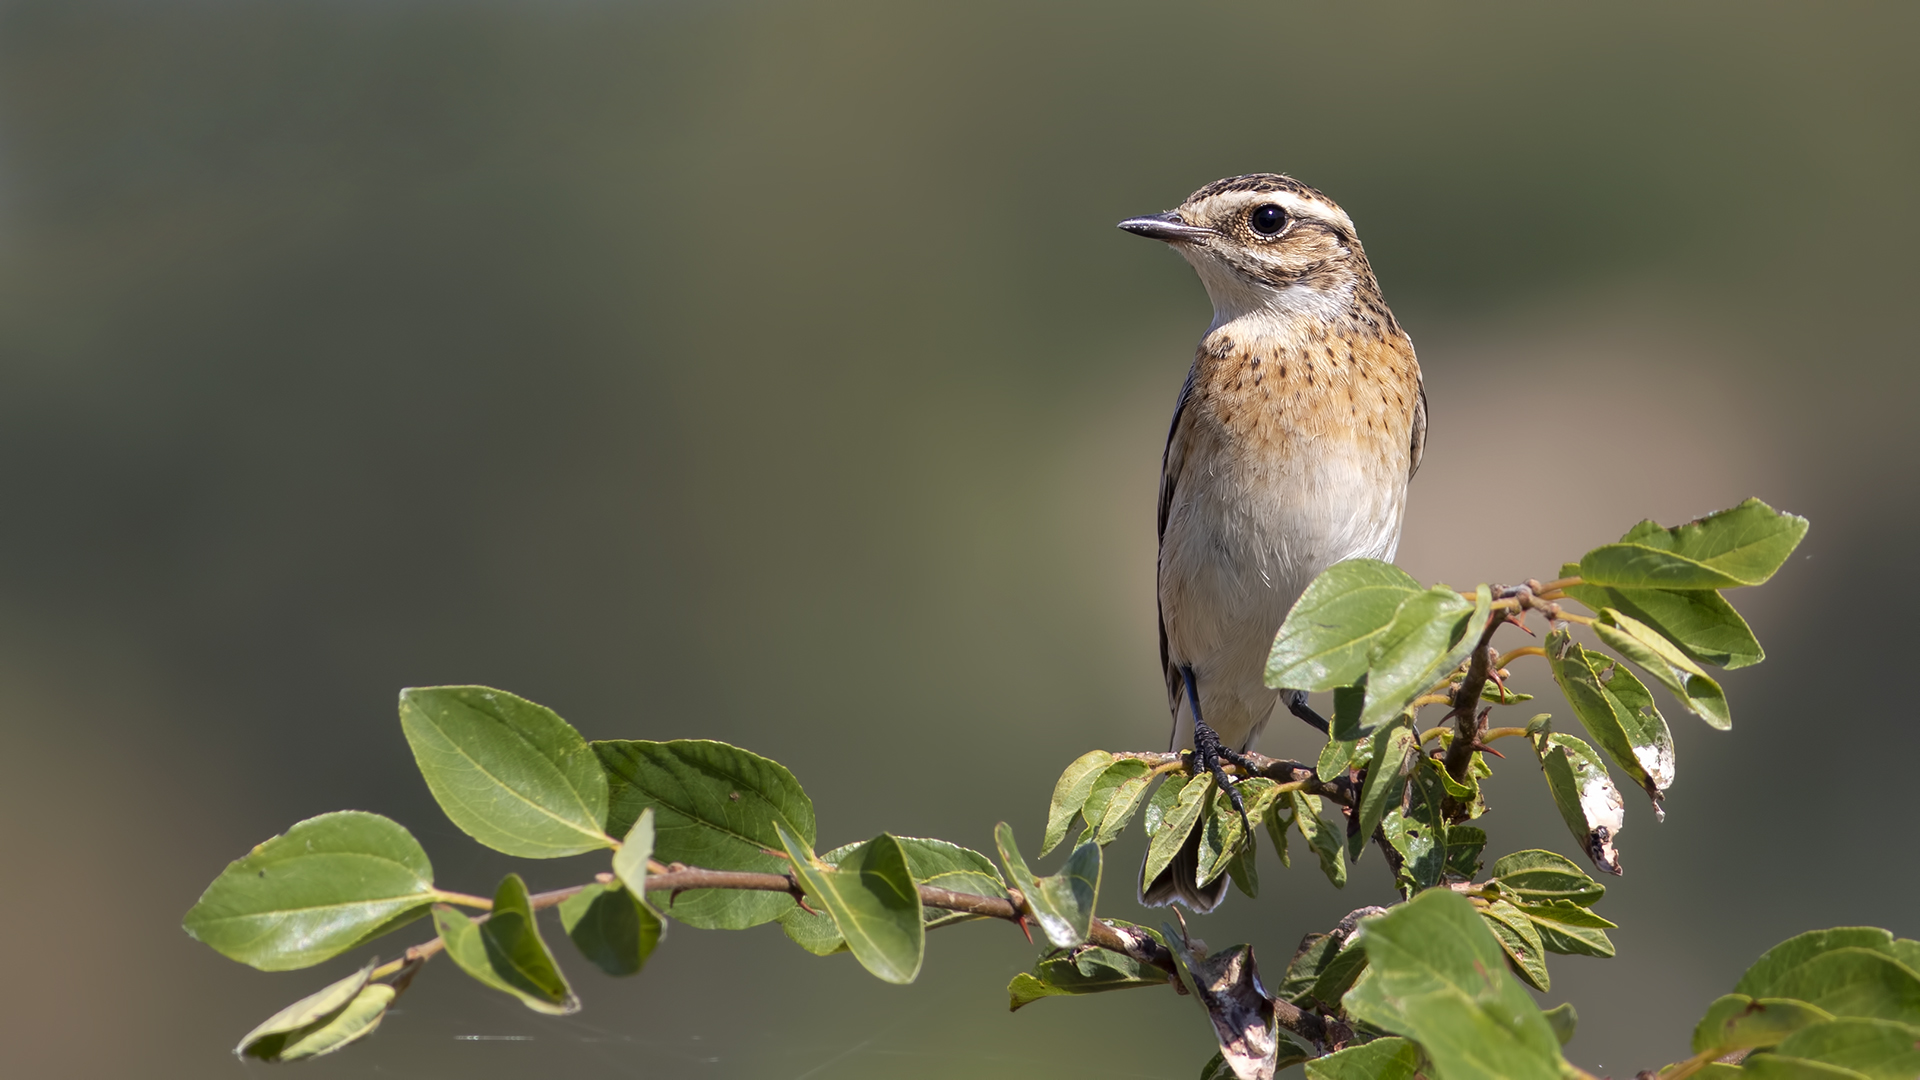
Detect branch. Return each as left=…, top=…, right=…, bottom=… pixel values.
left=369, top=859, right=1335, bottom=1048
left=1109, top=751, right=1355, bottom=807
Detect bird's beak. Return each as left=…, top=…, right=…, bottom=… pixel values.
left=1118, top=212, right=1213, bottom=243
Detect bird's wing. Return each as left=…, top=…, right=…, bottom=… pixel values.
left=1156, top=364, right=1200, bottom=733
left=1409, top=368, right=1428, bottom=481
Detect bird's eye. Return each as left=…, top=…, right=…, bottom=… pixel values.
left=1249, top=204, right=1288, bottom=236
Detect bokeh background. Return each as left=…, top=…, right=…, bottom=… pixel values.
left=2, top=1, right=1915, bottom=1076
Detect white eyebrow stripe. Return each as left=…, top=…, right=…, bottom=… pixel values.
left=1190, top=189, right=1355, bottom=234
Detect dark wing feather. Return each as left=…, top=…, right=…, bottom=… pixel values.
left=1409, top=370, right=1428, bottom=481
left=1156, top=364, right=1199, bottom=743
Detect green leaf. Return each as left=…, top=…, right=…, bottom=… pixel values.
left=433, top=873, right=578, bottom=1015
left=997, top=824, right=1100, bottom=949
left=1307, top=938, right=1371, bottom=1006
left=1774, top=1018, right=1920, bottom=1079
left=1041, top=751, right=1113, bottom=856
left=1760, top=948, right=1920, bottom=1025
left=397, top=686, right=612, bottom=858
left=1593, top=609, right=1731, bottom=729
left=244, top=981, right=397, bottom=1062
left=1578, top=498, right=1809, bottom=589
left=776, top=824, right=925, bottom=984
left=235, top=960, right=379, bottom=1060
left=1353, top=721, right=1417, bottom=861
left=594, top=739, right=815, bottom=930
left=558, top=881, right=662, bottom=977
left=780, top=835, right=1007, bottom=951
left=1382, top=808, right=1444, bottom=893
left=1738, top=1058, right=1873, bottom=1080
left=1444, top=825, right=1489, bottom=881
left=1693, top=994, right=1835, bottom=1053
left=1359, top=585, right=1490, bottom=736
left=1737, top=929, right=1902, bottom=997
left=1225, top=839, right=1259, bottom=899
left=1281, top=933, right=1339, bottom=1003
left=1039, top=841, right=1103, bottom=948
left=1559, top=571, right=1764, bottom=669
left=1006, top=946, right=1170, bottom=1010
left=1533, top=731, right=1627, bottom=875
left=1267, top=559, right=1425, bottom=691
left=1543, top=1002, right=1577, bottom=1047
left=1482, top=900, right=1551, bottom=991
left=1265, top=799, right=1291, bottom=868
left=1142, top=774, right=1211, bottom=888
left=1290, top=791, right=1347, bottom=888
left=1354, top=890, right=1565, bottom=1080
left=1303, top=1036, right=1421, bottom=1080
left=1516, top=899, right=1616, bottom=957
left=1083, top=759, right=1155, bottom=846
left=1195, top=777, right=1282, bottom=886
left=183, top=811, right=438, bottom=971
left=1332, top=683, right=1368, bottom=741
left=1491, top=850, right=1606, bottom=906
left=1892, top=939, right=1920, bottom=973
left=1144, top=771, right=1189, bottom=840
left=1545, top=629, right=1674, bottom=804
left=610, top=806, right=657, bottom=916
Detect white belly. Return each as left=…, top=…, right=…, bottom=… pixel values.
left=1159, top=442, right=1407, bottom=751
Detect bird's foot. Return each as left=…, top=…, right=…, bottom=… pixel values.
left=1191, top=719, right=1253, bottom=834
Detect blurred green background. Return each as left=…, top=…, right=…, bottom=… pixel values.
left=2, top=1, right=1914, bottom=1076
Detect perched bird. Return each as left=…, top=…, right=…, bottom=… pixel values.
left=1121, top=174, right=1426, bottom=911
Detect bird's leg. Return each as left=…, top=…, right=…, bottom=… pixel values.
left=1287, top=691, right=1332, bottom=734
left=1182, top=666, right=1253, bottom=834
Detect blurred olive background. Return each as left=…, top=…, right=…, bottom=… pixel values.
left=2, top=1, right=1915, bottom=1076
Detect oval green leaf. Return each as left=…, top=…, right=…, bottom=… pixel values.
left=1041, top=751, right=1113, bottom=856
left=1593, top=609, right=1730, bottom=728
left=1762, top=948, right=1920, bottom=1025
left=1353, top=721, right=1418, bottom=861
left=1303, top=1035, right=1420, bottom=1080
left=1355, top=889, right=1565, bottom=1080
left=1546, top=629, right=1675, bottom=804
left=1558, top=571, right=1763, bottom=669
left=398, top=686, right=612, bottom=858
left=1533, top=731, right=1626, bottom=875
left=1580, top=499, right=1809, bottom=589
left=1516, top=899, right=1616, bottom=957
left=997, top=823, right=1100, bottom=949
left=1774, top=1017, right=1920, bottom=1079
left=779, top=836, right=1007, bottom=952
left=248, top=982, right=398, bottom=1062
left=777, top=824, right=925, bottom=984
left=1482, top=900, right=1550, bottom=991
left=1007, top=945, right=1170, bottom=1011
left=184, top=811, right=438, bottom=971
left=235, top=960, right=375, bottom=1058
left=594, top=739, right=815, bottom=930
left=1078, top=759, right=1151, bottom=846
left=432, top=873, right=578, bottom=1015
left=1267, top=559, right=1424, bottom=691
left=1491, top=849, right=1606, bottom=905
left=558, top=881, right=662, bottom=977
left=1737, top=928, right=1900, bottom=998
left=1142, top=774, right=1211, bottom=888
left=1693, top=994, right=1835, bottom=1054
left=1359, top=585, right=1489, bottom=735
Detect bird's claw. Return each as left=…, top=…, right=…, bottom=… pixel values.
left=1192, top=719, right=1254, bottom=834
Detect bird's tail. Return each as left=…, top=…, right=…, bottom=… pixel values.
left=1138, top=820, right=1229, bottom=913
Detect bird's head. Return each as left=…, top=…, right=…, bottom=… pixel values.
left=1120, top=173, right=1372, bottom=329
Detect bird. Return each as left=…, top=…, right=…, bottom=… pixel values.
left=1120, top=174, right=1426, bottom=911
